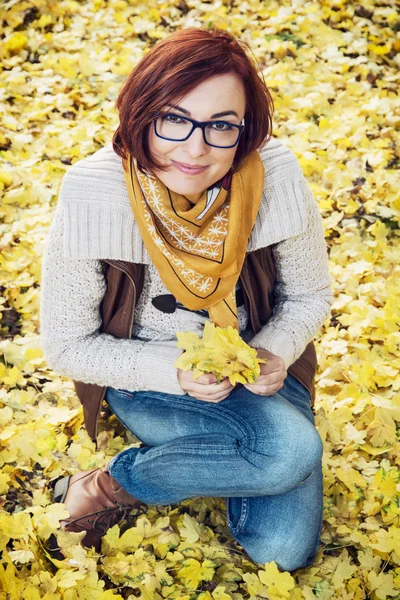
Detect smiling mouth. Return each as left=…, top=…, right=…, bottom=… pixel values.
left=172, top=161, right=209, bottom=173
left=174, top=161, right=208, bottom=168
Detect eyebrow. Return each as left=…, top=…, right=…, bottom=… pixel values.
left=167, top=103, right=240, bottom=119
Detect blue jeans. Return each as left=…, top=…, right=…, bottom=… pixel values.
left=104, top=373, right=324, bottom=572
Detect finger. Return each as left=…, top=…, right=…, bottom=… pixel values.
left=186, top=384, right=234, bottom=401
left=195, top=373, right=218, bottom=385
left=189, top=380, right=233, bottom=395
left=245, top=378, right=283, bottom=392
left=244, top=383, right=282, bottom=396
left=244, top=385, right=270, bottom=396
left=259, top=364, right=286, bottom=377
left=188, top=390, right=232, bottom=403
left=252, top=374, right=285, bottom=388
left=253, top=380, right=284, bottom=391
left=244, top=384, right=262, bottom=395
left=212, top=378, right=233, bottom=391
left=187, top=388, right=234, bottom=401
left=205, top=388, right=234, bottom=402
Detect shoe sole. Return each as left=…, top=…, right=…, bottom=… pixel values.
left=54, top=476, right=71, bottom=503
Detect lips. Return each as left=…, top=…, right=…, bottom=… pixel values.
left=172, top=161, right=209, bottom=175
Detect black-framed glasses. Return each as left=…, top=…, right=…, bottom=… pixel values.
left=153, top=112, right=245, bottom=148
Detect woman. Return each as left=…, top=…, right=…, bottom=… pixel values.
left=40, top=27, right=333, bottom=571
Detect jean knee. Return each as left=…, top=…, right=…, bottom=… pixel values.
left=248, top=545, right=318, bottom=572
left=234, top=522, right=322, bottom=572
left=305, top=424, right=323, bottom=467
left=249, top=397, right=323, bottom=476
left=275, top=420, right=323, bottom=487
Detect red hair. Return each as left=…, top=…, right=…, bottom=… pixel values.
left=112, top=27, right=274, bottom=175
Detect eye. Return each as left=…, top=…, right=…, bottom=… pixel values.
left=162, top=113, right=185, bottom=124
left=210, top=121, right=235, bottom=131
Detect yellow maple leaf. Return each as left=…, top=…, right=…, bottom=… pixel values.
left=61, top=571, right=109, bottom=599
left=357, top=547, right=382, bottom=570
left=0, top=472, right=11, bottom=494
left=153, top=529, right=181, bottom=559
left=175, top=323, right=265, bottom=385
left=242, top=572, right=264, bottom=596
left=7, top=549, right=35, bottom=565
left=197, top=593, right=213, bottom=600
left=176, top=330, right=202, bottom=350
left=372, top=468, right=399, bottom=503
left=331, top=549, right=357, bottom=589
left=212, top=586, right=232, bottom=599
left=116, top=525, right=144, bottom=552
left=177, top=558, right=216, bottom=590
left=381, top=495, right=400, bottom=527
left=104, top=548, right=155, bottom=586
left=226, top=371, right=247, bottom=385
left=335, top=467, right=367, bottom=491
left=29, top=503, right=70, bottom=539
left=0, top=551, right=23, bottom=599
left=56, top=568, right=87, bottom=589
left=4, top=32, right=28, bottom=53
left=101, top=524, right=122, bottom=553
left=2, top=365, right=25, bottom=387
left=178, top=513, right=202, bottom=544
left=0, top=512, right=33, bottom=540
left=367, top=408, right=397, bottom=447
left=258, top=561, right=295, bottom=598
left=367, top=570, right=398, bottom=600
left=98, top=591, right=125, bottom=600
left=371, top=526, right=400, bottom=556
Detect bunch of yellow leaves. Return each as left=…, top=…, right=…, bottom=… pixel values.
left=174, top=322, right=266, bottom=385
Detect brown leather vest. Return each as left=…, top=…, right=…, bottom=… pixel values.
left=74, top=247, right=317, bottom=449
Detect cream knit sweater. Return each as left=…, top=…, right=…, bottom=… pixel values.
left=39, top=137, right=334, bottom=395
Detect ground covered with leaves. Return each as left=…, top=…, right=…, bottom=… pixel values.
left=0, top=0, right=400, bottom=598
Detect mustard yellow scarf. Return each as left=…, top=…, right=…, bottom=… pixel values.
left=122, top=152, right=265, bottom=329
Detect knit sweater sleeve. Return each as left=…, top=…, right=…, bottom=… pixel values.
left=248, top=174, right=334, bottom=369
left=39, top=200, right=185, bottom=395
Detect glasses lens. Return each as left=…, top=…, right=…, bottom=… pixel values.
left=204, top=123, right=240, bottom=147
left=155, top=114, right=241, bottom=147
left=156, top=114, right=192, bottom=140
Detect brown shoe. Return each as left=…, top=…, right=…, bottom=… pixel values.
left=52, top=463, right=142, bottom=551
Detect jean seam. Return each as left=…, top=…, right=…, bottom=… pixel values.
left=307, top=475, right=324, bottom=560
left=229, top=496, right=249, bottom=534
left=236, top=497, right=249, bottom=532
left=227, top=497, right=238, bottom=529
left=305, top=507, right=323, bottom=565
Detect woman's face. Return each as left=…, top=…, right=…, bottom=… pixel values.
left=147, top=73, right=246, bottom=203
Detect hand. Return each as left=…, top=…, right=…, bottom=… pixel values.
left=178, top=369, right=234, bottom=403
left=244, top=348, right=287, bottom=396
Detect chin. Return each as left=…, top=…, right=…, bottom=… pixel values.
left=169, top=181, right=203, bottom=194
left=177, top=187, right=202, bottom=197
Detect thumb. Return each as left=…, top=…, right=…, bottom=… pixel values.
left=195, top=372, right=217, bottom=384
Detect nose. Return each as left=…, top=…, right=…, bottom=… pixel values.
left=184, top=126, right=209, bottom=157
